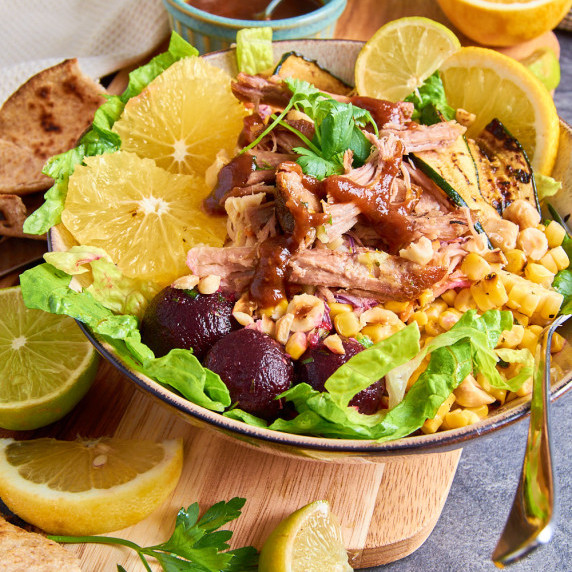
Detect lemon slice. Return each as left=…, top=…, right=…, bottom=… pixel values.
left=354, top=17, right=461, bottom=102
left=436, top=0, right=572, bottom=47
left=0, top=437, right=183, bottom=535
left=439, top=46, right=560, bottom=175
left=113, top=56, right=247, bottom=177
left=61, top=150, right=227, bottom=286
left=259, top=500, right=353, bottom=572
left=0, top=286, right=98, bottom=431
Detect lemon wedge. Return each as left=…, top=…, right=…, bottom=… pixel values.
left=439, top=46, right=560, bottom=175
left=355, top=17, right=461, bottom=102
left=0, top=437, right=183, bottom=535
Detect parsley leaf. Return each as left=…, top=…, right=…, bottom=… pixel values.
left=49, top=498, right=258, bottom=572
left=404, top=71, right=455, bottom=125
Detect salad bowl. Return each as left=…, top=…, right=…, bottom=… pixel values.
left=48, top=39, right=572, bottom=463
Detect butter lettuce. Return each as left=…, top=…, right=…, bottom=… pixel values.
left=24, top=33, right=198, bottom=235
left=236, top=27, right=273, bottom=75
left=20, top=263, right=230, bottom=412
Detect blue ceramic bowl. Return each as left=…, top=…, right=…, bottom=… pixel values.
left=161, top=0, right=347, bottom=53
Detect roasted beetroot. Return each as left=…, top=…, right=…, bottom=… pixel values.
left=140, top=287, right=237, bottom=360
left=297, top=338, right=385, bottom=414
left=204, top=328, right=294, bottom=420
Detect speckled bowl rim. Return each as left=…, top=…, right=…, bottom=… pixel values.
left=163, top=0, right=347, bottom=30
left=48, top=39, right=572, bottom=459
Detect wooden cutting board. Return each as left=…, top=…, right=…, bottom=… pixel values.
left=0, top=354, right=462, bottom=571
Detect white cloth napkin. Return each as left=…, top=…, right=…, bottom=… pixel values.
left=0, top=0, right=170, bottom=104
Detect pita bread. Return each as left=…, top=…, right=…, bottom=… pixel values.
left=0, top=515, right=82, bottom=571
left=0, top=194, right=46, bottom=239
left=0, top=59, right=106, bottom=195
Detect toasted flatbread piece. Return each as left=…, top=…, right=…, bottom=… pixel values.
left=0, top=515, right=81, bottom=571
left=0, top=59, right=106, bottom=195
left=0, top=194, right=45, bottom=239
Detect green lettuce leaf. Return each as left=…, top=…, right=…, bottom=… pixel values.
left=44, top=246, right=159, bottom=318
left=23, top=32, right=198, bottom=235
left=404, top=71, right=455, bottom=125
left=236, top=27, right=273, bottom=75
left=20, top=263, right=230, bottom=411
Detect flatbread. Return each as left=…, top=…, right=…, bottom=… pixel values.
left=0, top=194, right=46, bottom=239
left=0, top=59, right=106, bottom=195
left=0, top=515, right=82, bottom=571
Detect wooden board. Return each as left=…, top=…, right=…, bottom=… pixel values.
left=0, top=355, right=461, bottom=570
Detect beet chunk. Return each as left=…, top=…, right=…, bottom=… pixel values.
left=204, top=328, right=294, bottom=421
left=140, top=287, right=237, bottom=360
left=297, top=338, right=385, bottom=415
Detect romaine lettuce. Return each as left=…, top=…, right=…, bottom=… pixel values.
left=236, top=27, right=273, bottom=75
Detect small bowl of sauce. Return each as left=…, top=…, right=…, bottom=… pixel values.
left=162, top=0, right=347, bottom=53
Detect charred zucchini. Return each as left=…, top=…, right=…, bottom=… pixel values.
left=412, top=135, right=501, bottom=223
left=468, top=118, right=539, bottom=215
left=274, top=52, right=352, bottom=96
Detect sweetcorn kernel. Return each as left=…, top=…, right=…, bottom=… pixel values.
left=334, top=311, right=361, bottom=338
left=425, top=320, right=444, bottom=337
left=498, top=324, right=525, bottom=348
left=538, top=291, right=564, bottom=321
left=384, top=300, right=410, bottom=314
left=551, top=332, right=566, bottom=353
left=422, top=394, right=456, bottom=434
left=285, top=332, right=308, bottom=360
left=409, top=311, right=428, bottom=328
left=539, top=251, right=559, bottom=274
left=425, top=300, right=448, bottom=320
left=545, top=220, right=566, bottom=248
left=328, top=302, right=353, bottom=318
left=504, top=249, right=527, bottom=274
left=441, top=408, right=481, bottom=430
left=440, top=290, right=457, bottom=306
left=438, top=309, right=463, bottom=330
left=524, top=263, right=554, bottom=288
left=465, top=404, right=489, bottom=419
left=361, top=324, right=392, bottom=343
left=454, top=288, right=476, bottom=313
left=461, top=252, right=491, bottom=281
left=550, top=246, right=570, bottom=271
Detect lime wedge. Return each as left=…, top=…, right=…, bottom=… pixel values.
left=521, top=48, right=561, bottom=92
left=355, top=17, right=461, bottom=102
left=259, top=500, right=353, bottom=572
left=0, top=286, right=99, bottom=430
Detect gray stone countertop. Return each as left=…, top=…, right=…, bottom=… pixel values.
left=366, top=30, right=572, bottom=572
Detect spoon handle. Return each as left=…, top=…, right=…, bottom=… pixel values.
left=492, top=313, right=570, bottom=566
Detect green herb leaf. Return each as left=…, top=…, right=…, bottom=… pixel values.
left=404, top=71, right=455, bottom=125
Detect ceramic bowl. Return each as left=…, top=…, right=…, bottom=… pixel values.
left=161, top=0, right=347, bottom=53
left=50, top=39, right=572, bottom=462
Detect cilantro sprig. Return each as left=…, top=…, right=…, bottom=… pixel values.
left=241, top=78, right=378, bottom=179
left=49, top=498, right=258, bottom=572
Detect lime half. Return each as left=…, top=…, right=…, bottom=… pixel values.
left=355, top=17, right=461, bottom=101
left=0, top=286, right=99, bottom=430
left=259, top=500, right=353, bottom=572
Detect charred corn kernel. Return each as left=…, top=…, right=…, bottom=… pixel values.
left=477, top=373, right=506, bottom=404
left=441, top=408, right=481, bottom=430
left=409, top=311, right=428, bottom=328
left=539, top=251, right=559, bottom=274
left=511, top=310, right=529, bottom=327
left=334, top=311, right=360, bottom=338
left=440, top=290, right=457, bottom=306
left=425, top=300, right=448, bottom=320
left=361, top=324, right=392, bottom=343
left=551, top=332, right=566, bottom=353
left=197, top=274, right=221, bottom=295
left=524, top=263, right=554, bottom=288
left=517, top=227, right=548, bottom=261
left=466, top=404, right=489, bottom=419
left=499, top=325, right=525, bottom=348
left=323, top=334, right=345, bottom=355
left=384, top=300, right=409, bottom=314
left=285, top=332, right=308, bottom=360
left=461, top=252, right=491, bottom=281
left=504, top=249, right=527, bottom=274
left=438, top=308, right=463, bottom=330
left=418, top=289, right=434, bottom=308
left=454, top=288, right=476, bottom=312
left=506, top=282, right=541, bottom=317
left=538, top=291, right=564, bottom=321
left=328, top=302, right=353, bottom=318
left=550, top=246, right=570, bottom=271
left=470, top=282, right=496, bottom=312
left=545, top=220, right=566, bottom=248
left=425, top=319, right=444, bottom=337
left=422, top=394, right=456, bottom=434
